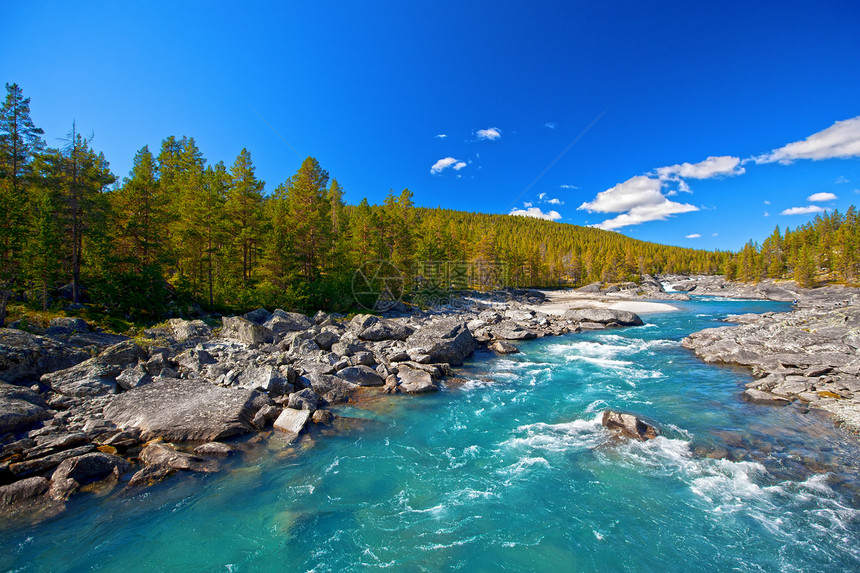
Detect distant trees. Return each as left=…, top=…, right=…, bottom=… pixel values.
left=2, top=84, right=857, bottom=326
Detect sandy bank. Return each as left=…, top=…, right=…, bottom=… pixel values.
left=527, top=290, right=680, bottom=316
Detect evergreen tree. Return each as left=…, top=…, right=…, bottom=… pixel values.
left=225, top=148, right=265, bottom=284
left=286, top=157, right=330, bottom=281
left=0, top=83, right=44, bottom=325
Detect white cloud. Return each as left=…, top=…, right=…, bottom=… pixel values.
left=655, top=156, right=745, bottom=180
left=807, top=192, right=837, bottom=202
left=547, top=198, right=563, bottom=205
left=509, top=206, right=562, bottom=221
left=435, top=134, right=447, bottom=139
left=712, top=233, right=718, bottom=237
left=835, top=175, right=850, bottom=184
left=763, top=200, right=771, bottom=205
left=476, top=127, right=501, bottom=140
left=544, top=122, right=556, bottom=129
left=685, top=233, right=701, bottom=239
left=523, top=202, right=533, bottom=208
left=559, top=184, right=578, bottom=189
left=578, top=175, right=699, bottom=230
left=781, top=205, right=826, bottom=215
left=590, top=200, right=699, bottom=231
left=430, top=157, right=465, bottom=174
left=764, top=211, right=770, bottom=217
left=755, top=116, right=860, bottom=164
left=538, top=192, right=547, bottom=200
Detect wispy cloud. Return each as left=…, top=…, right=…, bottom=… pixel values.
left=547, top=198, right=563, bottom=205
left=781, top=205, right=825, bottom=215
left=559, top=184, right=578, bottom=189
left=509, top=206, right=562, bottom=221
left=755, top=116, right=860, bottom=164
left=544, top=122, right=556, bottom=130
left=430, top=157, right=466, bottom=174
left=476, top=127, right=501, bottom=140
left=655, top=156, right=745, bottom=180
left=435, top=134, right=447, bottom=139
left=685, top=233, right=701, bottom=239
left=835, top=175, right=850, bottom=184
left=763, top=200, right=771, bottom=205
left=764, top=211, right=770, bottom=217
left=807, top=192, right=837, bottom=202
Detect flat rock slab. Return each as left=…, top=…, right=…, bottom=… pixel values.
left=273, top=408, right=311, bottom=440
left=0, top=381, right=50, bottom=434
left=0, top=328, right=89, bottom=384
left=562, top=308, right=644, bottom=327
left=104, top=378, right=271, bottom=442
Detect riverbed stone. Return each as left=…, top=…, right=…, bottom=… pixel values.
left=601, top=410, right=659, bottom=441
left=273, top=408, right=311, bottom=441
left=104, top=378, right=272, bottom=442
left=406, top=318, right=476, bottom=365
left=0, top=328, right=89, bottom=384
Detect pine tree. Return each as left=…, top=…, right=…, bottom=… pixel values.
left=286, top=157, right=330, bottom=281
left=0, top=83, right=44, bottom=325
left=225, top=148, right=265, bottom=284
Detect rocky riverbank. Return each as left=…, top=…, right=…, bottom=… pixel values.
left=680, top=276, right=860, bottom=432
left=0, top=289, right=647, bottom=516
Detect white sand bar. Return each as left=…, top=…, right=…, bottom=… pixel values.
left=528, top=290, right=680, bottom=315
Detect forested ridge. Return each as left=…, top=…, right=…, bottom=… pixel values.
left=1, top=84, right=857, bottom=327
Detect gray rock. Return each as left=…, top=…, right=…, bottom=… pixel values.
left=489, top=322, right=537, bottom=340
left=406, top=318, right=477, bottom=365
left=139, top=441, right=219, bottom=473
left=337, top=365, right=384, bottom=386
left=48, top=317, right=89, bottom=333
left=488, top=340, right=519, bottom=354
left=238, top=364, right=292, bottom=395
left=41, top=340, right=147, bottom=397
left=264, top=310, right=314, bottom=334
left=0, top=381, right=50, bottom=434
left=302, top=373, right=358, bottom=404
left=194, top=442, right=234, bottom=457
left=104, top=378, right=273, bottom=442
left=273, top=408, right=311, bottom=441
left=313, top=330, right=339, bottom=351
left=349, top=314, right=379, bottom=331
left=243, top=308, right=273, bottom=325
left=601, top=410, right=659, bottom=441
left=174, top=347, right=217, bottom=373
left=359, top=320, right=414, bottom=342
left=116, top=364, right=152, bottom=391
left=312, top=409, right=335, bottom=424
left=251, top=404, right=280, bottom=429
left=0, top=328, right=89, bottom=384
left=221, top=316, right=275, bottom=345
left=562, top=308, right=644, bottom=327
left=397, top=365, right=438, bottom=394
left=9, top=444, right=96, bottom=477
left=169, top=318, right=212, bottom=341
left=0, top=476, right=49, bottom=505
left=51, top=452, right=130, bottom=484
left=742, top=388, right=793, bottom=405
left=288, top=388, right=320, bottom=411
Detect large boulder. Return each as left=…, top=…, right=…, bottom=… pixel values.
left=264, top=310, right=314, bottom=334
left=397, top=365, right=438, bottom=394
left=103, top=378, right=273, bottom=442
left=601, top=410, right=659, bottom=441
left=168, top=319, right=212, bottom=342
left=51, top=452, right=130, bottom=484
left=562, top=308, right=644, bottom=327
left=0, top=477, right=49, bottom=506
left=0, top=381, right=50, bottom=434
left=489, top=322, right=537, bottom=341
left=359, top=320, right=414, bottom=342
left=0, top=328, right=89, bottom=384
left=337, top=365, right=384, bottom=386
left=41, top=340, right=147, bottom=397
left=220, top=316, right=275, bottom=345
left=406, top=318, right=477, bottom=365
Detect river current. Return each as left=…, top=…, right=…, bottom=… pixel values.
left=3, top=297, right=860, bottom=572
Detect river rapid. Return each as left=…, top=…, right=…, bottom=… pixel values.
left=3, top=297, right=860, bottom=572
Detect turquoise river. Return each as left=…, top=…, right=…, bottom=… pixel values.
left=3, top=297, right=860, bottom=572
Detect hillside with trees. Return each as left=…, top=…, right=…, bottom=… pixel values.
left=1, top=83, right=856, bottom=326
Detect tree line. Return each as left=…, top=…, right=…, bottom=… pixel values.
left=1, top=83, right=856, bottom=326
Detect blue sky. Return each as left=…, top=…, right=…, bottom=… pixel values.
left=2, top=1, right=859, bottom=251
